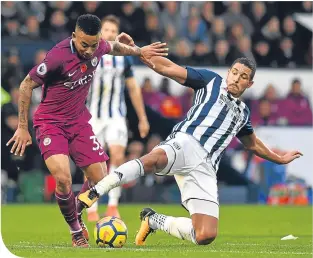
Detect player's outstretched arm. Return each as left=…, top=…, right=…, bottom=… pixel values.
left=238, top=132, right=303, bottom=164
left=140, top=55, right=188, bottom=84
left=6, top=75, right=40, bottom=156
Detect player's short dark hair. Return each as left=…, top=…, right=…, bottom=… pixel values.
left=231, top=57, right=257, bottom=81
left=76, top=14, right=101, bottom=35
left=102, top=15, right=120, bottom=28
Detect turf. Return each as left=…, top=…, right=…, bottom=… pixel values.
left=1, top=204, right=312, bottom=258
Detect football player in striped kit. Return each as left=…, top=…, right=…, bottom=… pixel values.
left=79, top=54, right=302, bottom=246
left=86, top=15, right=150, bottom=221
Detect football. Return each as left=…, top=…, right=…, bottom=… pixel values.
left=94, top=216, right=128, bottom=248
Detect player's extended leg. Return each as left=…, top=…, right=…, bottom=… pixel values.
left=105, top=144, right=126, bottom=218
left=45, top=154, right=89, bottom=247
left=135, top=201, right=218, bottom=246
left=78, top=148, right=169, bottom=207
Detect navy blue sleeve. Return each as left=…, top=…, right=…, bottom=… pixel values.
left=124, top=56, right=134, bottom=79
left=182, top=66, right=220, bottom=90
left=236, top=118, right=254, bottom=138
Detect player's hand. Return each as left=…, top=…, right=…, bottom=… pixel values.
left=115, top=32, right=135, bottom=47
left=280, top=150, right=303, bottom=164
left=138, top=117, right=150, bottom=138
left=140, top=42, right=168, bottom=68
left=6, top=127, right=32, bottom=156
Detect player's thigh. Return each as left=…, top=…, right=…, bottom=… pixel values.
left=69, top=123, right=109, bottom=168
left=104, top=119, right=128, bottom=148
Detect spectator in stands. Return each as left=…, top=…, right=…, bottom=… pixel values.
left=301, top=1, right=312, bottom=13
left=183, top=15, right=210, bottom=48
left=171, top=39, right=193, bottom=64
left=221, top=2, right=254, bottom=36
left=235, top=36, right=255, bottom=62
left=211, top=17, right=227, bottom=44
left=200, top=2, right=215, bottom=30
left=253, top=40, right=274, bottom=67
left=120, top=1, right=146, bottom=43
left=261, top=16, right=281, bottom=42
left=276, top=37, right=299, bottom=68
left=191, top=41, right=211, bottom=65
left=163, top=23, right=179, bottom=53
left=284, top=79, right=313, bottom=125
left=1, top=1, right=27, bottom=22
left=209, top=39, right=234, bottom=66
left=144, top=12, right=163, bottom=45
left=20, top=15, right=41, bottom=40
left=49, top=10, right=69, bottom=43
left=126, top=141, right=145, bottom=161
left=251, top=99, right=278, bottom=126
left=2, top=19, right=20, bottom=37
left=140, top=2, right=160, bottom=15
left=228, top=23, right=245, bottom=47
left=248, top=2, right=270, bottom=33
left=141, top=77, right=165, bottom=112
left=160, top=2, right=182, bottom=36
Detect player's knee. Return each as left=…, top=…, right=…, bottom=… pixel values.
left=140, top=151, right=162, bottom=174
left=195, top=228, right=217, bottom=245
left=53, top=167, right=72, bottom=191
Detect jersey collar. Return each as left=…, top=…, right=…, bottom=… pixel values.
left=70, top=39, right=76, bottom=54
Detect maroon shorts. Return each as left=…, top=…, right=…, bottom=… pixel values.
left=35, top=121, right=109, bottom=167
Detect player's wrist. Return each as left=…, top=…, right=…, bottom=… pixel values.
left=139, top=116, right=148, bottom=122
left=18, top=123, right=28, bottom=130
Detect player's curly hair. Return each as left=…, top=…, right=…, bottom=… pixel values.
left=76, top=14, right=101, bottom=35
left=231, top=57, right=257, bottom=80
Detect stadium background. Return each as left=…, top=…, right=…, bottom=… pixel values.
left=1, top=1, right=313, bottom=205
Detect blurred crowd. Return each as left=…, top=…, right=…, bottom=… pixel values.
left=1, top=1, right=313, bottom=201
left=2, top=1, right=312, bottom=68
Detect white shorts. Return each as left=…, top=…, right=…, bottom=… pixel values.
left=154, top=132, right=219, bottom=219
left=90, top=117, right=128, bottom=147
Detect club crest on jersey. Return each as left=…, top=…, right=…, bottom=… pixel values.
left=91, top=57, right=98, bottom=67
left=43, top=137, right=51, bottom=146
left=80, top=64, right=88, bottom=73
left=37, top=63, right=47, bottom=75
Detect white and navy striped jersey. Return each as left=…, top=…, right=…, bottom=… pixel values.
left=172, top=67, right=254, bottom=171
left=87, top=55, right=134, bottom=119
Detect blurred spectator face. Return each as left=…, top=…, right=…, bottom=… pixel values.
left=34, top=50, right=47, bottom=65
left=303, top=1, right=312, bottom=11
left=50, top=11, right=66, bottom=27
left=283, top=16, right=296, bottom=34
left=237, top=36, right=251, bottom=53
left=255, top=41, right=269, bottom=56
left=252, top=2, right=265, bottom=18
left=229, top=2, right=241, bottom=14
left=27, top=16, right=39, bottom=33
left=226, top=62, right=254, bottom=97
left=146, top=14, right=159, bottom=31
left=10, top=87, right=19, bottom=105
left=189, top=6, right=200, bottom=17
left=122, top=2, right=135, bottom=16
left=146, top=135, right=162, bottom=153
left=259, top=100, right=271, bottom=118
left=231, top=23, right=244, bottom=38
left=267, top=17, right=280, bottom=33
left=83, top=1, right=98, bottom=13
left=56, top=1, right=68, bottom=10
left=165, top=2, right=178, bottom=15
left=280, top=38, right=293, bottom=51
left=7, top=49, right=20, bottom=65
left=127, top=141, right=144, bottom=160
left=202, top=2, right=213, bottom=16
left=160, top=78, right=170, bottom=95
left=176, top=40, right=192, bottom=57
left=5, top=20, right=20, bottom=35
left=212, top=18, right=225, bottom=35
left=195, top=42, right=209, bottom=55
left=188, top=16, right=200, bottom=34
left=291, top=80, right=302, bottom=96
left=165, top=24, right=176, bottom=40
left=142, top=78, right=154, bottom=93
left=264, top=84, right=277, bottom=101
left=215, top=40, right=229, bottom=57
left=101, top=21, right=119, bottom=41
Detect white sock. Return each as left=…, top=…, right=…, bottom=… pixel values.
left=95, top=159, right=144, bottom=196
left=108, top=165, right=122, bottom=206
left=87, top=200, right=98, bottom=213
left=149, top=213, right=197, bottom=244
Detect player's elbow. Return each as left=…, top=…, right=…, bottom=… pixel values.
left=195, top=229, right=217, bottom=245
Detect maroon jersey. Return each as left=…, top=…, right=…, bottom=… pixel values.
left=29, top=37, right=111, bottom=126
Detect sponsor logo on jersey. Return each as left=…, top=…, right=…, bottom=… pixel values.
left=43, top=137, right=51, bottom=146
left=91, top=57, right=98, bottom=67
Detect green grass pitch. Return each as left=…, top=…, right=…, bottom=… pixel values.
left=1, top=204, right=312, bottom=258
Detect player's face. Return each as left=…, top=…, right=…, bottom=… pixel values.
left=226, top=63, right=254, bottom=97
left=72, top=29, right=100, bottom=60
left=101, top=21, right=119, bottom=41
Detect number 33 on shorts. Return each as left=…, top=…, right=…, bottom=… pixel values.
left=90, top=136, right=104, bottom=155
